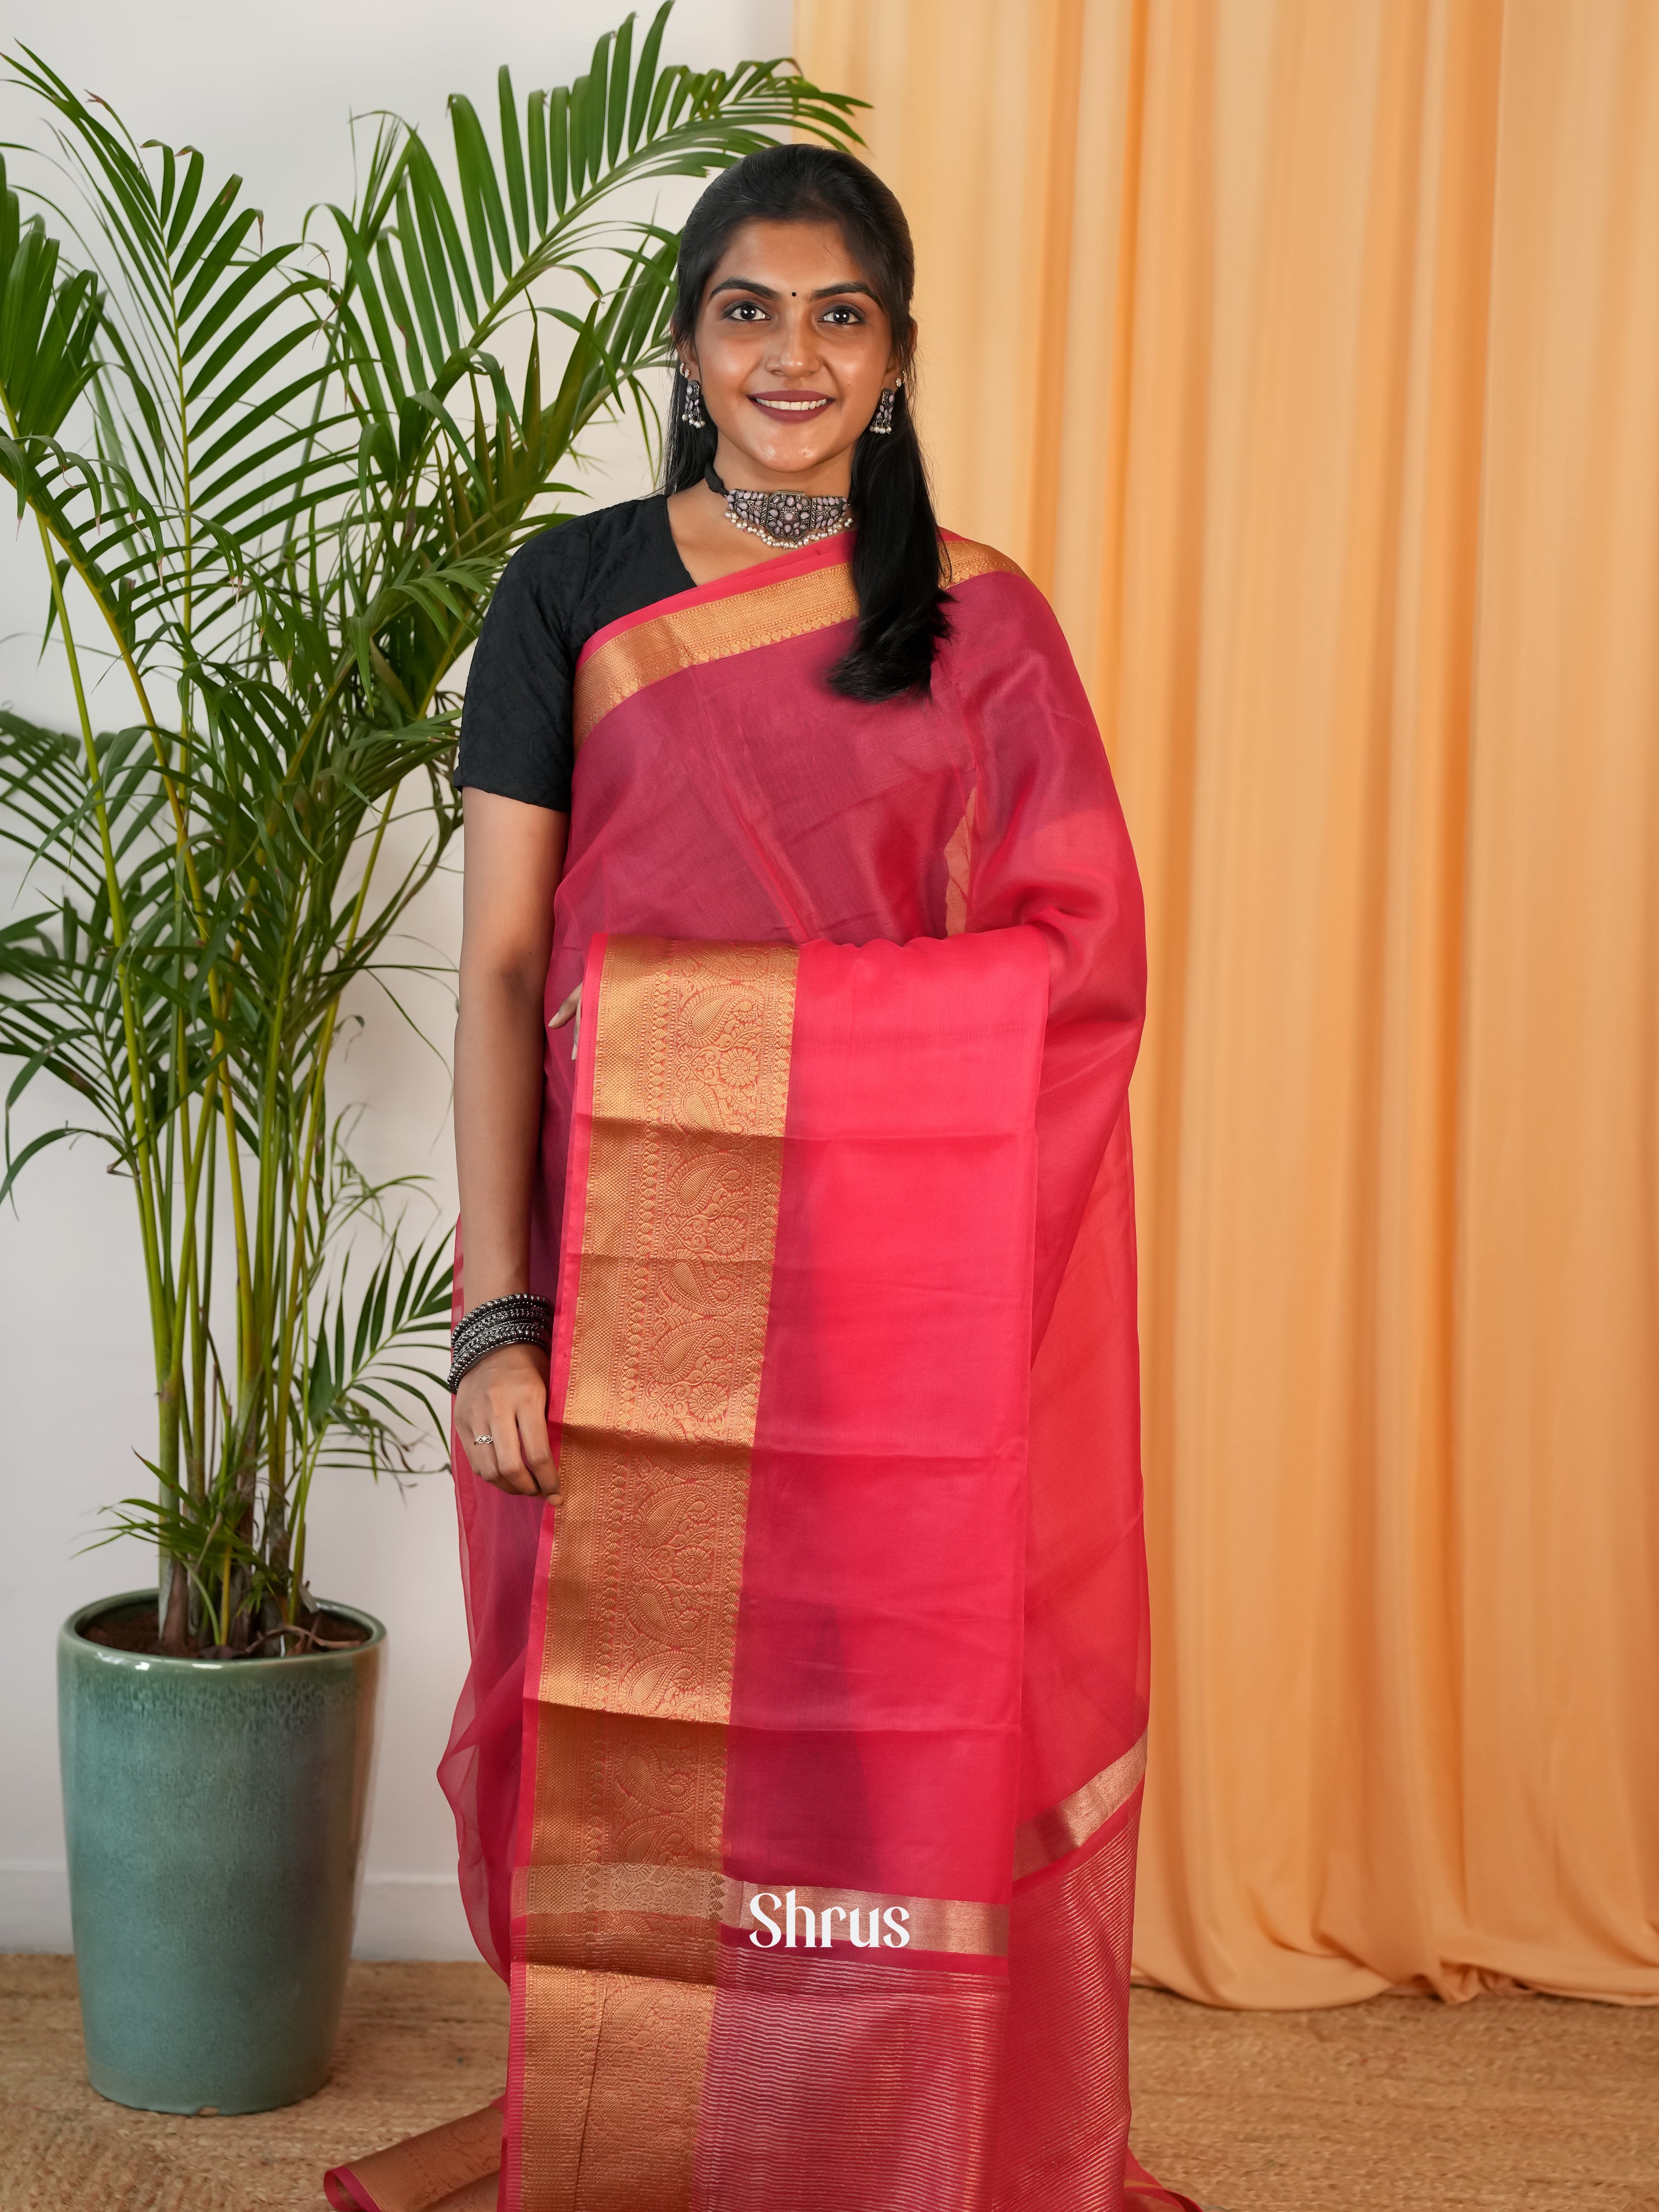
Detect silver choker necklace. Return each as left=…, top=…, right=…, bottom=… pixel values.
left=704, top=464, right=850, bottom=550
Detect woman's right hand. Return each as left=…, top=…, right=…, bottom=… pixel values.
left=455, top=1341, right=557, bottom=1497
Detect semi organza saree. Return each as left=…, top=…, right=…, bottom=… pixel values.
left=326, top=532, right=1192, bottom=2212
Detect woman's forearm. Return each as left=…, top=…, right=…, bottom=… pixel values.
left=453, top=967, right=548, bottom=1308
left=453, top=791, right=567, bottom=1321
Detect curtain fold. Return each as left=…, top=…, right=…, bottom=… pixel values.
left=797, top=0, right=1659, bottom=2006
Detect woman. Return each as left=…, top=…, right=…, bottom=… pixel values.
left=327, top=145, right=1193, bottom=2212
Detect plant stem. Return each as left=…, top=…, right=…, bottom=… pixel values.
left=28, top=499, right=258, bottom=1436
left=33, top=521, right=170, bottom=1395
left=270, top=783, right=398, bottom=1597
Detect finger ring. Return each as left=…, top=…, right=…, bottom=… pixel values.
left=472, top=1432, right=493, bottom=1447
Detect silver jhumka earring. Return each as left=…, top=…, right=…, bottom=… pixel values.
left=870, top=383, right=900, bottom=435
left=681, top=373, right=707, bottom=430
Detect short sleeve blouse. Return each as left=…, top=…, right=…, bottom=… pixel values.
left=454, top=496, right=693, bottom=812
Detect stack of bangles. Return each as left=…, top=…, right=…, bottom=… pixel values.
left=444, top=1291, right=554, bottom=1394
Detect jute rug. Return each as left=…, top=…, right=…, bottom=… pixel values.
left=1, top=1955, right=1654, bottom=2209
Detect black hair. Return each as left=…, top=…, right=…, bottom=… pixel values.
left=662, top=143, right=949, bottom=702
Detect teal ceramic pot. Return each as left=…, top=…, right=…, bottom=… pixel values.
left=58, top=1590, right=385, bottom=2114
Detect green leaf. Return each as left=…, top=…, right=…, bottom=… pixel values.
left=0, top=1121, right=73, bottom=1206
left=374, top=237, right=424, bottom=386
left=629, top=4, right=672, bottom=150
left=547, top=87, right=569, bottom=217
left=0, top=183, right=103, bottom=438
left=154, top=142, right=177, bottom=228
left=405, top=138, right=476, bottom=335
left=163, top=146, right=205, bottom=251
left=565, top=72, right=589, bottom=199
left=524, top=88, right=548, bottom=240
left=607, top=15, right=634, bottom=167
left=393, top=174, right=447, bottom=371
left=448, top=93, right=510, bottom=298
left=328, top=208, right=407, bottom=407
left=583, top=34, right=612, bottom=184
left=498, top=68, right=530, bottom=256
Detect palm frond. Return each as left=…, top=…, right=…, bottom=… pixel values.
left=0, top=5, right=862, bottom=1652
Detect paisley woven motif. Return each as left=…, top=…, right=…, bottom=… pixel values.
left=512, top=936, right=799, bottom=2212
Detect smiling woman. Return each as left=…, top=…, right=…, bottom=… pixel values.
left=325, top=145, right=1195, bottom=2212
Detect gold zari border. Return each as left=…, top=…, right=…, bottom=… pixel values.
left=573, top=534, right=1024, bottom=749
left=516, top=936, right=799, bottom=2212
left=1012, top=1732, right=1148, bottom=1881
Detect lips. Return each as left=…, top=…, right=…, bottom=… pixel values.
left=748, top=391, right=834, bottom=417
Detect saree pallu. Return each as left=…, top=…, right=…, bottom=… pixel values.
left=328, top=532, right=1192, bottom=2212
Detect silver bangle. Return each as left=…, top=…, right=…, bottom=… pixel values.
left=446, top=1293, right=552, bottom=1393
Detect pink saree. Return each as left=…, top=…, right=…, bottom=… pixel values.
left=326, top=532, right=1194, bottom=2212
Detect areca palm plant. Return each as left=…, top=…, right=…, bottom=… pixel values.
left=0, top=10, right=860, bottom=1654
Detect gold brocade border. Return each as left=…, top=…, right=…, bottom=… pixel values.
left=517, top=936, right=799, bottom=2212
left=572, top=535, right=1024, bottom=750
left=939, top=535, right=1025, bottom=590
left=1012, top=1732, right=1148, bottom=1882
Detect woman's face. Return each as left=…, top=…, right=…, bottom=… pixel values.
left=682, top=217, right=901, bottom=490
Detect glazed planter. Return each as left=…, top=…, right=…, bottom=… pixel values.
left=58, top=1590, right=385, bottom=2114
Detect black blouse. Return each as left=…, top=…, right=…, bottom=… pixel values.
left=454, top=496, right=694, bottom=812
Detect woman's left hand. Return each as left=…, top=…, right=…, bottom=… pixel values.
left=456, top=1341, right=556, bottom=1497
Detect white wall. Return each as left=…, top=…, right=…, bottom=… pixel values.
left=0, top=0, right=794, bottom=1956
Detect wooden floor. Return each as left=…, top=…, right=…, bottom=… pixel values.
left=1, top=1956, right=1655, bottom=2209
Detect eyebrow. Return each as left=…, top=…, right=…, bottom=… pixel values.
left=708, top=276, right=877, bottom=302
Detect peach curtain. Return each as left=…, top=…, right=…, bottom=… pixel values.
left=795, top=0, right=1659, bottom=2007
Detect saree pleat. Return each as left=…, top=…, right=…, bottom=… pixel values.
left=325, top=531, right=1193, bottom=2211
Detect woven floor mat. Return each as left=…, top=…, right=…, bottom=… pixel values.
left=2, top=1956, right=1656, bottom=2209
